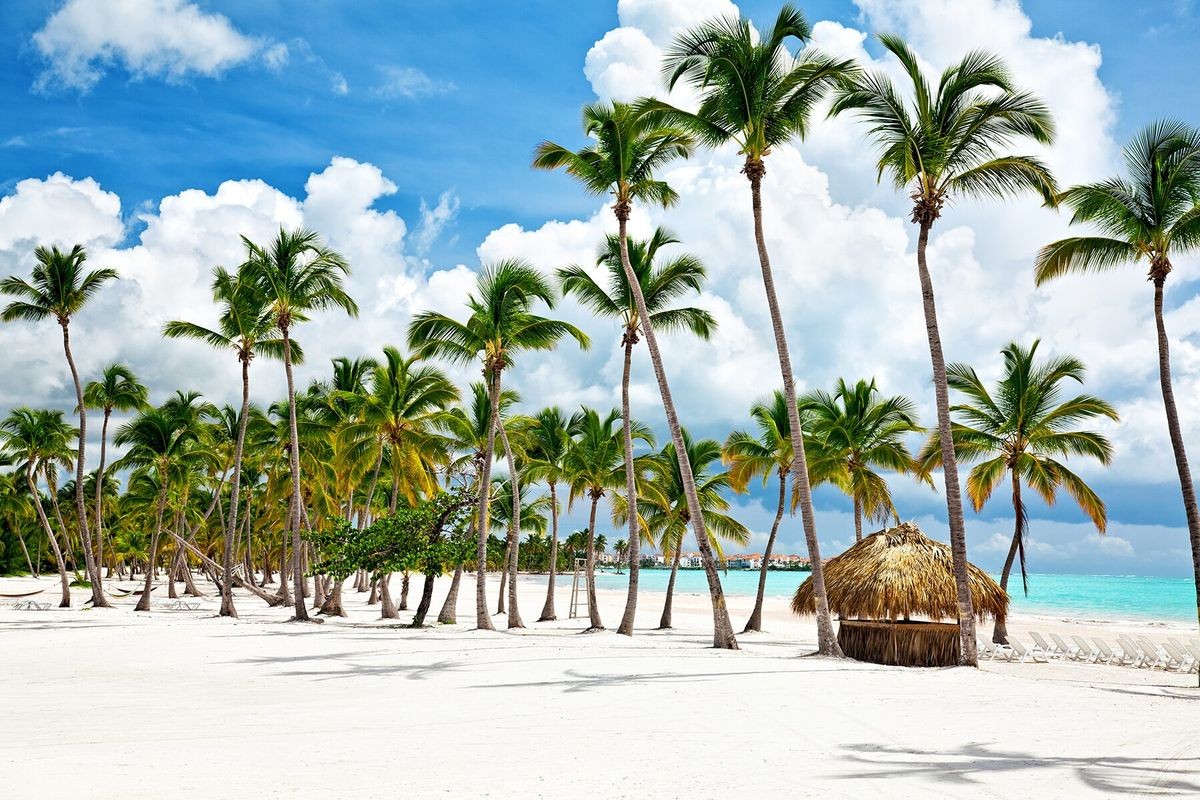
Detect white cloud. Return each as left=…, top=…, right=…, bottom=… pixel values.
left=372, top=66, right=455, bottom=100
left=32, top=0, right=267, bottom=92
left=413, top=191, right=461, bottom=255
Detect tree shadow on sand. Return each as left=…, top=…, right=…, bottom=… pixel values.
left=833, top=741, right=1200, bottom=795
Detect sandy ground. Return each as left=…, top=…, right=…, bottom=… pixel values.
left=1, top=572, right=1198, bottom=799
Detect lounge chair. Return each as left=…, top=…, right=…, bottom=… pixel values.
left=1160, top=641, right=1194, bottom=673
left=1186, top=644, right=1200, bottom=674
left=1137, top=637, right=1171, bottom=670
left=1071, top=635, right=1100, bottom=663
left=977, top=637, right=998, bottom=660
left=996, top=637, right=1044, bottom=663
left=162, top=599, right=200, bottom=611
left=1048, top=633, right=1080, bottom=660
left=11, top=599, right=52, bottom=611
left=1092, top=638, right=1122, bottom=665
left=1029, top=632, right=1061, bottom=660
left=1118, top=635, right=1151, bottom=668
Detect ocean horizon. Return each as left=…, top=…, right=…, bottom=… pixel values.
left=591, top=569, right=1198, bottom=624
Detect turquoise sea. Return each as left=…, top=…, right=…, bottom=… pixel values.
left=591, top=568, right=1198, bottom=624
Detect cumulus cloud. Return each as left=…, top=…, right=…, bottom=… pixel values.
left=413, top=191, right=461, bottom=255
left=32, top=0, right=269, bottom=92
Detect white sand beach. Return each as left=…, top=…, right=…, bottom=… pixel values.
left=2, top=574, right=1196, bottom=799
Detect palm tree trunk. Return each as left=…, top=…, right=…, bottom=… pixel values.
left=916, top=219, right=977, bottom=665
left=853, top=496, right=863, bottom=542
left=615, top=209, right=737, bottom=649
left=658, top=546, right=683, bottom=629
left=745, top=167, right=836, bottom=656
left=496, top=542, right=510, bottom=614
left=584, top=494, right=603, bottom=630
left=281, top=326, right=309, bottom=622
left=538, top=482, right=560, bottom=621
left=499, top=419, right=523, bottom=628
left=26, top=468, right=70, bottom=606
left=399, top=572, right=409, bottom=611
left=94, top=408, right=111, bottom=580
left=412, top=571, right=437, bottom=627
left=438, top=562, right=463, bottom=624
left=60, top=322, right=107, bottom=607
left=220, top=357, right=253, bottom=618
left=617, top=334, right=641, bottom=636
left=474, top=368, right=501, bottom=631
left=379, top=572, right=398, bottom=619
left=992, top=469, right=1024, bottom=645
left=14, top=526, right=36, bottom=577
left=745, top=470, right=787, bottom=633
left=135, top=483, right=168, bottom=612
left=1153, top=276, right=1200, bottom=681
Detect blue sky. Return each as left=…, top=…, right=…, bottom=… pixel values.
left=3, top=1, right=1200, bottom=577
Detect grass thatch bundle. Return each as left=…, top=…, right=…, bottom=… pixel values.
left=791, top=521, right=1008, bottom=621
left=836, top=620, right=961, bottom=667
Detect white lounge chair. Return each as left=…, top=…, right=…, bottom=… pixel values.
left=162, top=599, right=200, bottom=611
left=1049, top=633, right=1080, bottom=661
left=1118, top=635, right=1151, bottom=668
left=1072, top=635, right=1100, bottom=663
left=1029, top=632, right=1061, bottom=660
left=11, top=599, right=52, bottom=611
left=977, top=637, right=998, bottom=660
left=999, top=637, right=1045, bottom=663
left=1160, top=640, right=1194, bottom=673
left=1093, top=638, right=1122, bottom=665
left=1137, top=637, right=1171, bottom=670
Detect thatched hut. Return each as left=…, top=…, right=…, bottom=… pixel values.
left=791, top=522, right=1007, bottom=667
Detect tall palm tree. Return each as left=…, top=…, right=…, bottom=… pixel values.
left=559, top=227, right=716, bottom=636
left=829, top=35, right=1057, bottom=665
left=244, top=228, right=357, bottom=622
left=534, top=100, right=740, bottom=650
left=563, top=406, right=654, bottom=631
left=409, top=260, right=589, bottom=630
left=164, top=264, right=288, bottom=617
left=523, top=406, right=572, bottom=621
left=801, top=378, right=926, bottom=542
left=82, top=363, right=149, bottom=579
left=643, top=428, right=749, bottom=630
left=920, top=341, right=1117, bottom=643
left=340, top=346, right=456, bottom=618
left=657, top=4, right=856, bottom=656
left=723, top=391, right=798, bottom=633
left=1, top=243, right=118, bottom=606
left=111, top=396, right=211, bottom=611
left=1036, top=121, right=1200, bottom=650
left=0, top=408, right=76, bottom=605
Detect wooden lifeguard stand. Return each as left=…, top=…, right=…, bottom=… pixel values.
left=568, top=557, right=588, bottom=619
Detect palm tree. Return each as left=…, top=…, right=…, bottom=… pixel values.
left=113, top=394, right=213, bottom=610
left=523, top=406, right=572, bottom=621
left=82, top=363, right=149, bottom=580
left=920, top=341, right=1117, bottom=643
left=1035, top=121, right=1200, bottom=649
left=613, top=538, right=628, bottom=573
left=643, top=428, right=749, bottom=630
left=0, top=472, right=36, bottom=576
left=409, top=260, right=588, bottom=630
left=534, top=100, right=740, bottom=650
left=340, top=346, right=456, bottom=618
left=164, top=264, right=287, bottom=617
left=801, top=378, right=926, bottom=542
left=723, top=391, right=797, bottom=633
left=0, top=408, right=76, bottom=605
left=657, top=4, right=856, bottom=656
left=243, top=228, right=357, bottom=622
left=559, top=226, right=716, bottom=636
left=829, top=35, right=1057, bottom=665
left=1, top=243, right=118, bottom=606
left=563, top=406, right=653, bottom=631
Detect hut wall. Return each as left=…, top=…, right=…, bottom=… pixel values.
left=837, top=620, right=960, bottom=667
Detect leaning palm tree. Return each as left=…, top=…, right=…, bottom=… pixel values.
left=243, top=228, right=357, bottom=622
left=82, top=363, right=149, bottom=579
left=1036, top=120, right=1200, bottom=650
left=801, top=378, right=926, bottom=542
left=644, top=428, right=750, bottom=630
left=522, top=406, right=572, bottom=621
left=829, top=35, right=1057, bottom=665
left=558, top=226, right=716, bottom=635
left=656, top=4, right=856, bottom=656
left=1, top=243, right=118, bottom=606
left=534, top=100, right=740, bottom=649
left=0, top=408, right=76, bottom=605
left=920, top=341, right=1117, bottom=643
left=164, top=264, right=289, bottom=618
left=563, top=406, right=654, bottom=631
left=723, top=390, right=799, bottom=633
left=409, top=260, right=589, bottom=630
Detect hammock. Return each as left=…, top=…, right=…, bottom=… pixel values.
left=0, top=587, right=46, bottom=598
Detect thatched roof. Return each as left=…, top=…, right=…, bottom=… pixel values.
left=791, top=522, right=1008, bottom=621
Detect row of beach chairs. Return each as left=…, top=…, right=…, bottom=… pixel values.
left=981, top=631, right=1200, bottom=673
